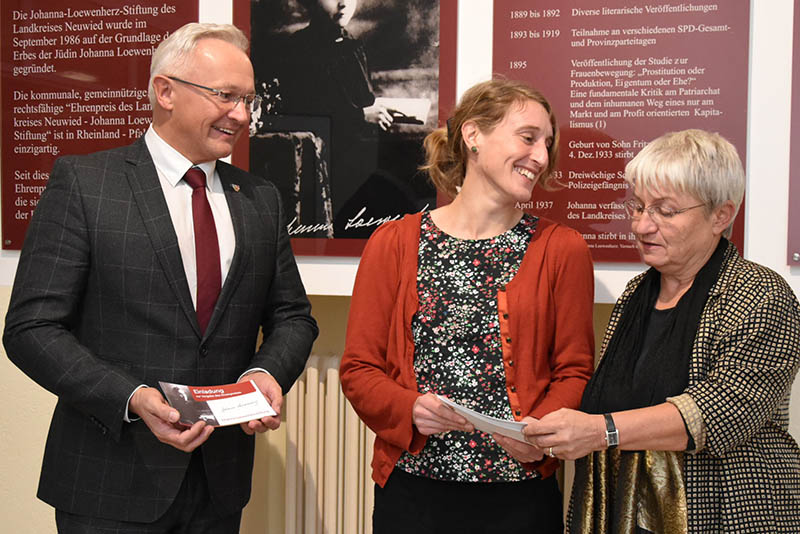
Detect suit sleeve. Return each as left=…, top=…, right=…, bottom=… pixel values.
left=249, top=184, right=318, bottom=393
left=3, top=157, right=141, bottom=440
left=339, top=222, right=427, bottom=453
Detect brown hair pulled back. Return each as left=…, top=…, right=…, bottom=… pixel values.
left=422, top=77, right=560, bottom=199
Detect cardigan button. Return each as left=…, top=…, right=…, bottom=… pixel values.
left=506, top=337, right=512, bottom=344
left=502, top=313, right=509, bottom=319
left=508, top=360, right=514, bottom=367
left=510, top=386, right=516, bottom=393
left=515, top=410, right=521, bottom=416
left=499, top=285, right=506, bottom=292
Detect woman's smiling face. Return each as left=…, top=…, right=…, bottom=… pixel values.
left=467, top=99, right=553, bottom=205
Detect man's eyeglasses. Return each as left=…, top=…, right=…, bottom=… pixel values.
left=623, top=199, right=705, bottom=224
left=167, top=76, right=261, bottom=110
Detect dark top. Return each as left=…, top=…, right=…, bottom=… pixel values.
left=633, top=306, right=675, bottom=385
left=277, top=22, right=375, bottom=148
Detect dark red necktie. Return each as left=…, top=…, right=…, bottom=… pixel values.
left=183, top=167, right=221, bottom=334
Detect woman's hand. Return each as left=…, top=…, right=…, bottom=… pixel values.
left=364, top=103, right=394, bottom=131
left=522, top=409, right=606, bottom=460
left=412, top=393, right=474, bottom=435
left=493, top=432, right=546, bottom=463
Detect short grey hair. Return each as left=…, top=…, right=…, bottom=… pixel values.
left=624, top=129, right=745, bottom=238
left=148, top=22, right=249, bottom=106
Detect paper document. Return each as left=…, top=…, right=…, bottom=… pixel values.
left=374, top=97, right=431, bottom=125
left=160, top=380, right=276, bottom=427
left=438, top=395, right=527, bottom=441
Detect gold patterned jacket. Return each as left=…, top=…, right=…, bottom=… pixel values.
left=571, top=242, right=800, bottom=533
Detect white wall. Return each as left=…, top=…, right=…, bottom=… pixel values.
left=743, top=0, right=800, bottom=439
left=1, top=0, right=793, bottom=302
left=1, top=2, right=799, bottom=532
left=294, top=0, right=800, bottom=439
left=296, top=0, right=800, bottom=303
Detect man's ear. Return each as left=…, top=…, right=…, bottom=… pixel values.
left=152, top=75, right=175, bottom=111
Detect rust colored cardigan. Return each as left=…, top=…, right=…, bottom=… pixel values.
left=340, top=212, right=595, bottom=486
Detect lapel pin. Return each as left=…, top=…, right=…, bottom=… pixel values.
left=231, top=184, right=240, bottom=192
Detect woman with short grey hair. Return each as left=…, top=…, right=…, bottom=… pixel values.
left=524, top=128, right=800, bottom=533
left=624, top=129, right=745, bottom=238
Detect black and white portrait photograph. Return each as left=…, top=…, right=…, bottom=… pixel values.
left=249, top=0, right=440, bottom=243
left=161, top=383, right=219, bottom=426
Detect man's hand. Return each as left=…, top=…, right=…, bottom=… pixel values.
left=129, top=387, right=213, bottom=452
left=239, top=372, right=283, bottom=435
left=412, top=393, right=474, bottom=435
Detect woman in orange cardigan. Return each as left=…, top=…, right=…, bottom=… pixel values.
left=339, top=78, right=595, bottom=533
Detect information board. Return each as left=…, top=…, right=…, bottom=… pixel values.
left=2, top=0, right=197, bottom=249
left=493, top=1, right=749, bottom=261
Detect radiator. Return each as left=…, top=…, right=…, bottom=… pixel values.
left=285, top=355, right=376, bottom=534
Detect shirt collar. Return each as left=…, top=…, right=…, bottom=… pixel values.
left=144, top=125, right=217, bottom=190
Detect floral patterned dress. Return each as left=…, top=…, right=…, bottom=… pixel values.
left=395, top=211, right=539, bottom=483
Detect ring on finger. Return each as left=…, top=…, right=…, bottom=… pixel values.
left=547, top=446, right=555, bottom=457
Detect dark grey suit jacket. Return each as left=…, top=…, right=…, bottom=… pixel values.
left=3, top=137, right=318, bottom=522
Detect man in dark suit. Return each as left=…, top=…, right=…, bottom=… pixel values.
left=3, top=22, right=318, bottom=533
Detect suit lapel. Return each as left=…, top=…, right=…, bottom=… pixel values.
left=124, top=139, right=200, bottom=336
left=205, top=162, right=251, bottom=336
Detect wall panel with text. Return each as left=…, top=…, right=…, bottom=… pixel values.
left=493, top=0, right=749, bottom=261
left=1, top=0, right=197, bottom=249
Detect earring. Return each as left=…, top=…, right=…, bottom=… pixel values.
left=471, top=146, right=478, bottom=154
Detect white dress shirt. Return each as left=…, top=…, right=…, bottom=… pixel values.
left=144, top=126, right=236, bottom=304
left=125, top=127, right=240, bottom=422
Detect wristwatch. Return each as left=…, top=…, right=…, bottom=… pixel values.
left=603, top=413, right=619, bottom=449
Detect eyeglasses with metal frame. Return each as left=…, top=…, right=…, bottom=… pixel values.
left=623, top=199, right=706, bottom=223
left=167, top=76, right=261, bottom=110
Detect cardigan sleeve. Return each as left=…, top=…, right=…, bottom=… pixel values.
left=339, top=220, right=427, bottom=454
left=529, top=225, right=596, bottom=419
left=682, top=272, right=800, bottom=457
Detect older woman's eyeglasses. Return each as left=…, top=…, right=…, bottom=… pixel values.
left=167, top=76, right=261, bottom=110
left=623, top=199, right=705, bottom=224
